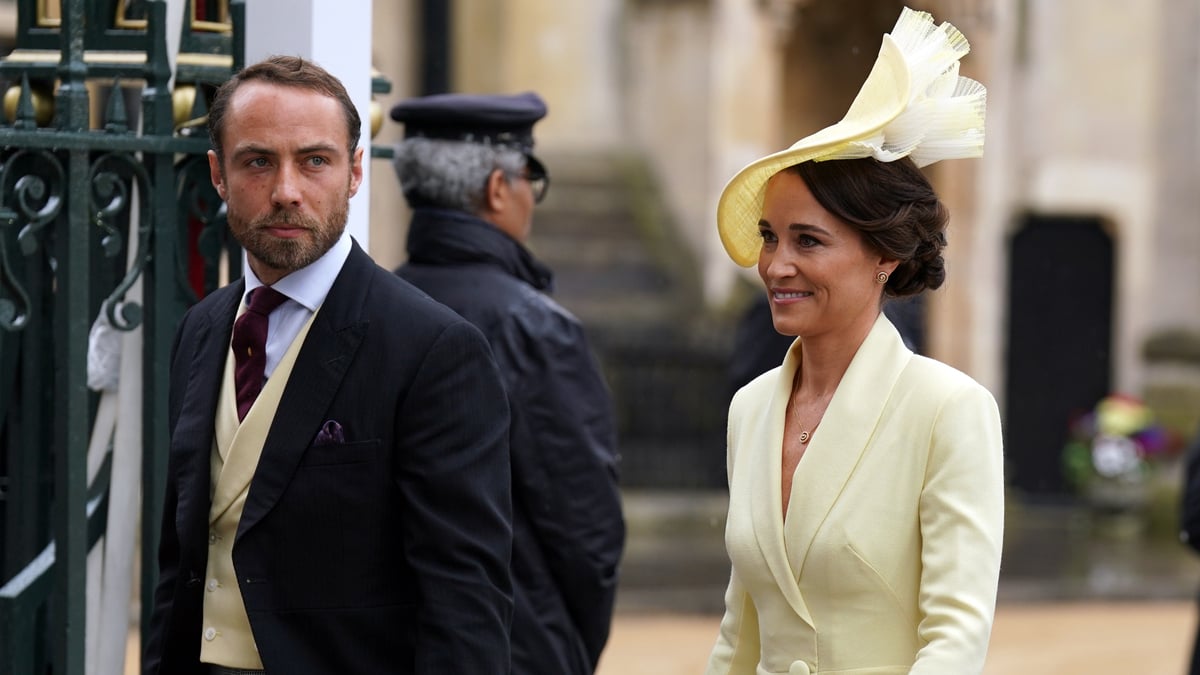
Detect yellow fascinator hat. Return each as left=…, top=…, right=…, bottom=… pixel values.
left=717, top=6, right=987, bottom=267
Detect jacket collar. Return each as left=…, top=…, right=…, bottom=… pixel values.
left=405, top=207, right=555, bottom=292
left=750, top=313, right=912, bottom=623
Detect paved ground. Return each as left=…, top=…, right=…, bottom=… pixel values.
left=123, top=600, right=1198, bottom=674
left=597, top=601, right=1199, bottom=675
left=121, top=491, right=1200, bottom=673
left=598, top=491, right=1200, bottom=673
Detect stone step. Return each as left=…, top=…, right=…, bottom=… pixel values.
left=529, top=150, right=692, bottom=333
left=530, top=235, right=658, bottom=268
left=534, top=208, right=643, bottom=247
left=539, top=150, right=640, bottom=185
left=552, top=264, right=673, bottom=298
left=555, top=296, right=681, bottom=333
left=532, top=232, right=673, bottom=298
left=538, top=183, right=643, bottom=224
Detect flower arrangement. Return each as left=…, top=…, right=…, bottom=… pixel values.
left=1062, top=394, right=1181, bottom=511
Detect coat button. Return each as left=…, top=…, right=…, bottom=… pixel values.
left=203, top=627, right=217, bottom=641
left=206, top=579, right=218, bottom=592
left=789, top=661, right=811, bottom=675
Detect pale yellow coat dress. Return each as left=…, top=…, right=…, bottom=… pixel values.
left=706, top=314, right=1004, bottom=675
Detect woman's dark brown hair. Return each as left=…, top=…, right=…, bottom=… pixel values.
left=789, top=156, right=948, bottom=297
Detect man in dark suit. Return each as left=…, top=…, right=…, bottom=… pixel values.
left=390, top=92, right=625, bottom=675
left=143, top=55, right=514, bottom=675
left=1180, top=424, right=1200, bottom=674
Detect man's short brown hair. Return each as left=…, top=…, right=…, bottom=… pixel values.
left=207, top=55, right=361, bottom=166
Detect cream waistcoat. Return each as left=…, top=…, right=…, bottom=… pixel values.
left=200, top=308, right=318, bottom=668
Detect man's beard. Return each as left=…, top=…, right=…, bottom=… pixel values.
left=230, top=199, right=349, bottom=275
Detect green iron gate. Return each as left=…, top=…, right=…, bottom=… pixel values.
left=0, top=1, right=243, bottom=672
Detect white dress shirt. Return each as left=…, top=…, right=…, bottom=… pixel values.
left=239, top=231, right=351, bottom=379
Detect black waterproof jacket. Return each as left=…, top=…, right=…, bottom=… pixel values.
left=398, top=208, right=626, bottom=675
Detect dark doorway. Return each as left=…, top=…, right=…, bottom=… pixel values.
left=1005, top=215, right=1114, bottom=497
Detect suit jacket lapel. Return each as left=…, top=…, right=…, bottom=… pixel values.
left=236, top=244, right=371, bottom=540
left=173, top=283, right=243, bottom=539
left=784, top=314, right=911, bottom=576
left=748, top=340, right=813, bottom=623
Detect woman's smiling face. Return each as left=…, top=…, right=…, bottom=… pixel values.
left=757, top=168, right=892, bottom=339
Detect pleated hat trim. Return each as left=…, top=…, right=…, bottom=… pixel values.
left=717, top=6, right=987, bottom=267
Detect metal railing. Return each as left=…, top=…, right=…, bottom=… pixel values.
left=0, top=1, right=241, bottom=672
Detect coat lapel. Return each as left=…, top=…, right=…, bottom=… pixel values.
left=783, top=314, right=911, bottom=577
left=235, top=244, right=371, bottom=540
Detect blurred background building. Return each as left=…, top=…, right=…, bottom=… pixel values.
left=1, top=0, right=1191, bottom=508
left=368, top=0, right=1200, bottom=500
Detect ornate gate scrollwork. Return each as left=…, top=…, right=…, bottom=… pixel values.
left=0, top=148, right=64, bottom=330
left=89, top=150, right=152, bottom=330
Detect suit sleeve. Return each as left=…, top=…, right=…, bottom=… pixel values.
left=705, top=569, right=761, bottom=675
left=494, top=313, right=625, bottom=666
left=911, top=381, right=1005, bottom=675
left=706, top=385, right=761, bottom=675
left=142, top=461, right=185, bottom=675
left=142, top=306, right=197, bottom=675
left=1179, top=428, right=1200, bottom=553
left=394, top=321, right=514, bottom=674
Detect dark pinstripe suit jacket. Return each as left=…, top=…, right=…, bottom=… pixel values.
left=143, top=241, right=514, bottom=675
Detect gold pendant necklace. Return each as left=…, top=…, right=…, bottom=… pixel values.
left=790, top=374, right=826, bottom=446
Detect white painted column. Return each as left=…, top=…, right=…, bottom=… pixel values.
left=245, top=0, right=373, bottom=248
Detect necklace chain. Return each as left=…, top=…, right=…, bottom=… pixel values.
left=787, top=386, right=825, bottom=444
left=789, top=378, right=828, bottom=445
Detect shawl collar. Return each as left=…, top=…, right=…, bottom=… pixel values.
left=749, top=313, right=912, bottom=623
left=405, top=207, right=555, bottom=291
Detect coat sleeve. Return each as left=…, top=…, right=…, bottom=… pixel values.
left=495, top=312, right=625, bottom=667
left=394, top=320, right=514, bottom=674
left=706, top=385, right=761, bottom=675
left=911, top=380, right=1005, bottom=675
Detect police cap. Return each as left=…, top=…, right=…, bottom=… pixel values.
left=390, top=91, right=547, bottom=163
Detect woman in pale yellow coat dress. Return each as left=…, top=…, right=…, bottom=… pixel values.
left=706, top=8, right=1003, bottom=675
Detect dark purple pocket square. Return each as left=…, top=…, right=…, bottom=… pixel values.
left=314, top=419, right=346, bottom=446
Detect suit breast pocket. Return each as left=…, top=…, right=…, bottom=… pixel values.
left=299, top=438, right=381, bottom=467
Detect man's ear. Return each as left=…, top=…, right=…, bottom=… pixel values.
left=207, top=149, right=227, bottom=201
left=348, top=146, right=365, bottom=198
left=482, top=168, right=509, bottom=214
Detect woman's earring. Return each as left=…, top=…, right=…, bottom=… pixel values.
left=876, top=271, right=889, bottom=284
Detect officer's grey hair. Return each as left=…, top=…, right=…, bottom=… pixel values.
left=392, top=137, right=526, bottom=213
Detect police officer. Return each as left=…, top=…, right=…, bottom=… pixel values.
left=390, top=92, right=626, bottom=675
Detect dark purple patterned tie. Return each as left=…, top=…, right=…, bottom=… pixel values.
left=232, top=286, right=289, bottom=421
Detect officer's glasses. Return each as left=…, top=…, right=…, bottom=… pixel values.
left=523, top=166, right=549, bottom=204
